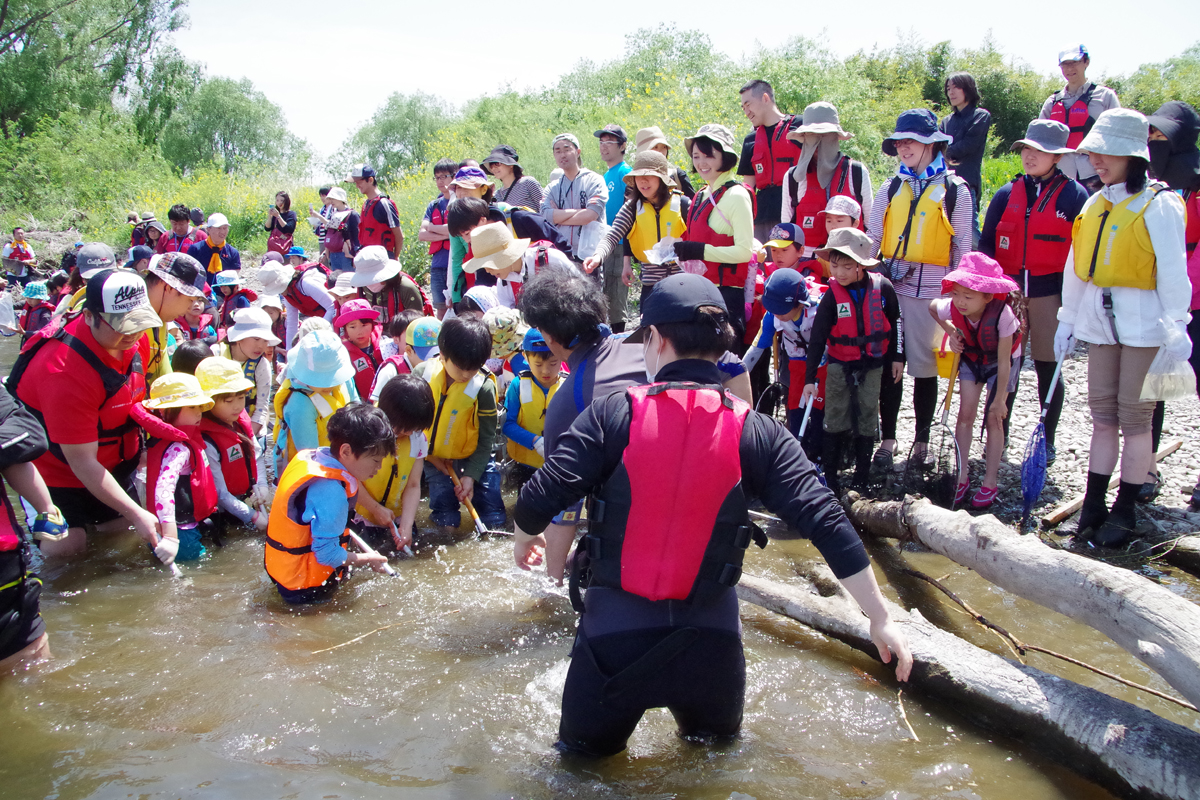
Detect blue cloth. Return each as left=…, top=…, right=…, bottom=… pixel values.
left=176, top=526, right=205, bottom=561
left=303, top=449, right=352, bottom=568
left=754, top=312, right=778, bottom=350
left=429, top=254, right=448, bottom=306
left=328, top=251, right=353, bottom=273
left=898, top=152, right=948, bottom=181
left=282, top=389, right=322, bottom=452
left=503, top=374, right=554, bottom=451
left=603, top=163, right=632, bottom=225
left=187, top=241, right=242, bottom=284
left=423, top=459, right=506, bottom=529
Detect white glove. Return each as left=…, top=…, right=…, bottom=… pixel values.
left=154, top=537, right=179, bottom=567
left=1053, top=322, right=1076, bottom=361
left=533, top=437, right=545, bottom=459
left=1164, top=320, right=1193, bottom=361
left=252, top=509, right=269, bottom=531
left=250, top=483, right=274, bottom=511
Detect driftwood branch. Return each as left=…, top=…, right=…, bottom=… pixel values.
left=738, top=571, right=1200, bottom=800
left=845, top=494, right=1200, bottom=711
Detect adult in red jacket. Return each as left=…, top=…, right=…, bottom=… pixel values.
left=737, top=79, right=803, bottom=242
left=9, top=269, right=164, bottom=559
left=348, top=163, right=403, bottom=258
left=980, top=119, right=1088, bottom=460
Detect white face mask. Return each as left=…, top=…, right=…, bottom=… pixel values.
left=367, top=282, right=385, bottom=292
left=643, top=328, right=659, bottom=383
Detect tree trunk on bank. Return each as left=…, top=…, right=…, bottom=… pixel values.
left=738, top=572, right=1200, bottom=800
left=843, top=495, right=1200, bottom=711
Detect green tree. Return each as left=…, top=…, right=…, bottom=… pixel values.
left=160, top=76, right=309, bottom=175
left=329, top=92, right=453, bottom=180
left=0, top=0, right=186, bottom=138
left=1109, top=43, right=1200, bottom=113
left=128, top=45, right=204, bottom=147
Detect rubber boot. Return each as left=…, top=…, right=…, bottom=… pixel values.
left=851, top=436, right=875, bottom=494
left=1078, top=471, right=1111, bottom=536
left=1093, top=481, right=1140, bottom=547
left=821, top=432, right=845, bottom=497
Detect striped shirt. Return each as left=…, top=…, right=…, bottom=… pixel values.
left=496, top=176, right=544, bottom=212
left=592, top=195, right=691, bottom=285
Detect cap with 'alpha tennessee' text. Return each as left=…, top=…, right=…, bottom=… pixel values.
left=84, top=269, right=163, bottom=335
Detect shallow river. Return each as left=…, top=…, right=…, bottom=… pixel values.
left=2, top=336, right=1197, bottom=800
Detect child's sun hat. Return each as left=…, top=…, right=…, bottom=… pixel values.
left=941, top=252, right=1020, bottom=296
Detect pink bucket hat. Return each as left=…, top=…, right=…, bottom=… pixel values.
left=941, top=252, right=1019, bottom=296
left=333, top=298, right=380, bottom=329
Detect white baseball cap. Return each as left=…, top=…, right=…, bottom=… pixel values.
left=206, top=212, right=230, bottom=228
left=84, top=269, right=163, bottom=335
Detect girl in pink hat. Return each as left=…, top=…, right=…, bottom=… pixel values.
left=334, top=299, right=383, bottom=402
left=929, top=253, right=1021, bottom=508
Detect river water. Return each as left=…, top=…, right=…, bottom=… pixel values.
left=2, top=334, right=1197, bottom=800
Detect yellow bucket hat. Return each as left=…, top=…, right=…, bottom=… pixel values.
left=195, top=357, right=255, bottom=397
left=144, top=372, right=214, bottom=412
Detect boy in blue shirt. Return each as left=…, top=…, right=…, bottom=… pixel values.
left=418, top=159, right=459, bottom=316
left=265, top=404, right=394, bottom=604
left=503, top=329, right=565, bottom=487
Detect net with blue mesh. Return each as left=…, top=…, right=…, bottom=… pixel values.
left=1020, top=361, right=1062, bottom=526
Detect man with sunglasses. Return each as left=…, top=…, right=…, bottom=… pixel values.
left=12, top=267, right=163, bottom=560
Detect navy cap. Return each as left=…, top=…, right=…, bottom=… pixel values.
left=883, top=109, right=953, bottom=156
left=123, top=244, right=156, bottom=268
left=639, top=273, right=727, bottom=329
left=762, top=268, right=813, bottom=317
left=594, top=124, right=628, bottom=144
left=763, top=223, right=805, bottom=249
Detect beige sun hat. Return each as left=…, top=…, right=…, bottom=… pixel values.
left=786, top=102, right=853, bottom=141
left=814, top=227, right=879, bottom=267
left=1074, top=108, right=1151, bottom=161
left=683, top=124, right=739, bottom=158
left=635, top=126, right=671, bottom=153
left=464, top=222, right=530, bottom=274
left=622, top=150, right=676, bottom=189
left=329, top=271, right=359, bottom=298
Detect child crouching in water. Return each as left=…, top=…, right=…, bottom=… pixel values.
left=266, top=404, right=395, bottom=604
left=502, top=329, right=564, bottom=486
left=195, top=357, right=271, bottom=532
left=136, top=373, right=219, bottom=569
left=929, top=253, right=1022, bottom=509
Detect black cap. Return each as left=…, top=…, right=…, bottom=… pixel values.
left=189, top=207, right=204, bottom=226
left=124, top=245, right=156, bottom=268
left=625, top=274, right=727, bottom=343
left=594, top=124, right=628, bottom=144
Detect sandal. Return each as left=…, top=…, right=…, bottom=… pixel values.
left=1136, top=472, right=1160, bottom=504
left=971, top=486, right=998, bottom=510
left=954, top=481, right=970, bottom=507
left=872, top=448, right=893, bottom=474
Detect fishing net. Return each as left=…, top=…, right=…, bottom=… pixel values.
left=901, top=417, right=961, bottom=509
left=756, top=381, right=787, bottom=424
left=1021, top=422, right=1048, bottom=523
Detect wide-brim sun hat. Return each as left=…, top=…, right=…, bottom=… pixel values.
left=257, top=294, right=283, bottom=311
left=634, top=126, right=670, bottom=153
left=484, top=306, right=528, bottom=360
left=226, top=307, right=281, bottom=345
left=22, top=281, right=48, bottom=301
left=683, top=124, right=739, bottom=159
left=941, top=252, right=1019, bottom=296
left=256, top=262, right=294, bottom=295
left=464, top=222, right=529, bottom=274
left=144, top=372, right=215, bottom=412
left=333, top=298, right=380, bottom=329
left=288, top=329, right=355, bottom=388
left=449, top=166, right=491, bottom=190
left=351, top=245, right=402, bottom=287
left=481, top=145, right=519, bottom=175
left=1010, top=119, right=1074, bottom=155
left=1075, top=108, right=1151, bottom=161
left=326, top=186, right=349, bottom=204
left=787, top=101, right=853, bottom=141
left=285, top=246, right=306, bottom=258
left=814, top=227, right=880, bottom=267
left=213, top=270, right=242, bottom=288
left=195, top=356, right=255, bottom=396
left=882, top=109, right=953, bottom=156
left=623, top=150, right=675, bottom=189
left=329, top=271, right=359, bottom=298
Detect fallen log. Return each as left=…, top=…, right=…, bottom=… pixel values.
left=738, top=572, right=1200, bottom=800
left=1042, top=440, right=1182, bottom=526
left=845, top=494, right=1200, bottom=710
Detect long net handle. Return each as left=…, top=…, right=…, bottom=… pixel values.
left=1040, top=359, right=1064, bottom=420
left=939, top=352, right=961, bottom=425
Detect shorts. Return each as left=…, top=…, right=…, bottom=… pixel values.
left=960, top=354, right=1020, bottom=392
left=823, top=363, right=882, bottom=436
left=273, top=568, right=345, bottom=605
left=48, top=458, right=139, bottom=529
left=176, top=526, right=205, bottom=562
left=0, top=547, right=45, bottom=661
left=557, top=625, right=745, bottom=757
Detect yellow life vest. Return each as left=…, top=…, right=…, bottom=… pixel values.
left=506, top=372, right=563, bottom=467
left=627, top=194, right=687, bottom=264
left=880, top=179, right=956, bottom=267
left=422, top=361, right=494, bottom=460
left=143, top=324, right=172, bottom=384
left=272, top=378, right=350, bottom=469
left=357, top=432, right=425, bottom=518
left=264, top=450, right=356, bottom=592
left=1072, top=184, right=1176, bottom=290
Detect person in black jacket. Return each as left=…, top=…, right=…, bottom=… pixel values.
left=939, top=72, right=992, bottom=247
left=514, top=273, right=911, bottom=757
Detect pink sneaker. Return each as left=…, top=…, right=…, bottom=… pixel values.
left=971, top=486, right=998, bottom=509
left=954, top=481, right=969, bottom=507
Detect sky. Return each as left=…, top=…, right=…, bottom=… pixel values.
left=173, top=0, right=1198, bottom=165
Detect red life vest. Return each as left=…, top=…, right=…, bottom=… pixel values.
left=219, top=289, right=258, bottom=329
left=136, top=403, right=219, bottom=526
left=369, top=354, right=410, bottom=399
left=360, top=195, right=399, bottom=256
left=951, top=298, right=1021, bottom=368
left=6, top=241, right=34, bottom=261
left=283, top=262, right=332, bottom=317
left=199, top=412, right=258, bottom=499
left=1048, top=84, right=1096, bottom=149
left=580, top=382, right=765, bottom=606
left=1185, top=189, right=1199, bottom=257
left=19, top=301, right=55, bottom=334
left=789, top=156, right=864, bottom=249
left=825, top=273, right=892, bottom=363
left=428, top=198, right=448, bottom=255
left=344, top=338, right=381, bottom=401
left=157, top=229, right=204, bottom=255
left=993, top=174, right=1074, bottom=277
left=685, top=181, right=756, bottom=288
left=749, top=115, right=803, bottom=190
left=175, top=313, right=215, bottom=342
